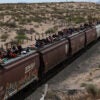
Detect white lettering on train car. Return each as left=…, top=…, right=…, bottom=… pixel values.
left=25, top=62, right=35, bottom=73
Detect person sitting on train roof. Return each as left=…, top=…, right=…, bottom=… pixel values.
left=12, top=45, right=18, bottom=54
left=35, top=39, right=42, bottom=48
left=58, top=31, right=64, bottom=37
left=97, top=21, right=100, bottom=24
left=47, top=36, right=53, bottom=43
left=52, top=34, right=60, bottom=41
left=80, top=25, right=84, bottom=30
left=26, top=47, right=30, bottom=52
left=17, top=44, right=23, bottom=54
left=6, top=48, right=11, bottom=58
left=0, top=51, right=3, bottom=58
left=1, top=50, right=7, bottom=58
left=84, top=23, right=91, bottom=29
left=6, top=48, right=17, bottom=58
left=0, top=58, right=3, bottom=64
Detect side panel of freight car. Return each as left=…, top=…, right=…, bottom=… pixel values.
left=85, top=28, right=97, bottom=45
left=0, top=70, right=5, bottom=100
left=96, top=24, right=100, bottom=38
left=3, top=52, right=40, bottom=99
left=40, top=39, right=69, bottom=73
left=69, top=32, right=85, bottom=55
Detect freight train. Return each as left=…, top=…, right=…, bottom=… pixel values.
left=0, top=24, right=100, bottom=100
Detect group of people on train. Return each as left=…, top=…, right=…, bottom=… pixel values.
left=35, top=22, right=95, bottom=48
left=0, top=44, right=23, bottom=64
left=0, top=21, right=100, bottom=64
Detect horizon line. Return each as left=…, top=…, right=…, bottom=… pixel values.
left=0, top=1, right=98, bottom=4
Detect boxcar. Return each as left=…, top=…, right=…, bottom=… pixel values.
left=39, top=38, right=69, bottom=73
left=96, top=24, right=100, bottom=38
left=1, top=51, right=40, bottom=100
left=69, top=31, right=86, bottom=55
left=85, top=28, right=97, bottom=45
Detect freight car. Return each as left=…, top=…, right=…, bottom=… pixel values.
left=0, top=51, right=40, bottom=100
left=38, top=38, right=69, bottom=75
left=85, top=28, right=97, bottom=45
left=0, top=25, right=100, bottom=100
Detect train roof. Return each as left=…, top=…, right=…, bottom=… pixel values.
left=0, top=39, right=67, bottom=68
left=68, top=31, right=83, bottom=38
left=68, top=27, right=93, bottom=38
left=38, top=38, right=67, bottom=51
left=0, top=49, right=37, bottom=67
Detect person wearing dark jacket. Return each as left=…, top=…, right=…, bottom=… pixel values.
left=17, top=45, right=23, bottom=54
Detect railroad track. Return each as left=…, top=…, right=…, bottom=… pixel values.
left=9, top=38, right=100, bottom=100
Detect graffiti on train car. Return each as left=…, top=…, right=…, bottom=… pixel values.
left=4, top=62, right=38, bottom=99
left=25, top=62, right=35, bottom=74
left=5, top=82, right=17, bottom=98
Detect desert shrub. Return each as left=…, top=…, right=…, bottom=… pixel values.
left=6, top=22, right=17, bottom=28
left=15, top=34, right=28, bottom=44
left=86, top=84, right=100, bottom=98
left=85, top=84, right=99, bottom=98
left=15, top=34, right=27, bottom=40
left=32, top=16, right=43, bottom=23
left=0, top=33, right=9, bottom=41
left=45, top=91, right=60, bottom=100
left=98, top=65, right=100, bottom=68
left=29, top=28, right=35, bottom=33
left=80, top=83, right=87, bottom=87
left=0, top=22, right=4, bottom=26
left=45, top=28, right=56, bottom=34
left=19, top=18, right=27, bottom=24
left=34, top=24, right=39, bottom=28
left=17, top=29, right=27, bottom=35
left=15, top=29, right=28, bottom=43
left=68, top=16, right=86, bottom=24
left=0, top=21, right=17, bottom=28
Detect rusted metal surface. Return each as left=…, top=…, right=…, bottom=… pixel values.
left=85, top=28, right=97, bottom=45
left=40, top=39, right=69, bottom=73
left=69, top=32, right=86, bottom=55
left=1, top=52, right=40, bottom=99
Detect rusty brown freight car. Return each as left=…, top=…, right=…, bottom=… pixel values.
left=69, top=31, right=86, bottom=55
left=85, top=28, right=97, bottom=45
left=1, top=51, right=40, bottom=100
left=39, top=38, right=69, bottom=73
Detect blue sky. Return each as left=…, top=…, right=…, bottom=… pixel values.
left=0, top=0, right=99, bottom=3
